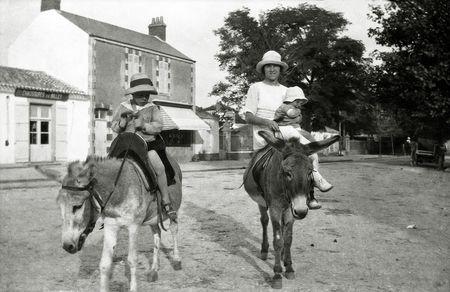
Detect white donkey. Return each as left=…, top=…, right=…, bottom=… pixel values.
left=56, top=155, right=182, bottom=292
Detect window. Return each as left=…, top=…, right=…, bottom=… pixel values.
left=29, top=105, right=51, bottom=145
left=157, top=56, right=170, bottom=94
left=124, top=47, right=143, bottom=86
left=95, top=109, right=107, bottom=120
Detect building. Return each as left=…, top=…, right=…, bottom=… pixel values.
left=0, top=66, right=90, bottom=164
left=8, top=0, right=210, bottom=162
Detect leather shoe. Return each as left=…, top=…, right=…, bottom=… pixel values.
left=307, top=199, right=322, bottom=209
left=312, top=171, right=333, bottom=192
left=164, top=203, right=178, bottom=222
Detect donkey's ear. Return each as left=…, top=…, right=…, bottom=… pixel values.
left=81, top=157, right=96, bottom=178
left=258, top=130, right=285, bottom=151
left=303, top=135, right=341, bottom=156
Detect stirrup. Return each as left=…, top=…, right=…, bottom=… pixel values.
left=163, top=203, right=177, bottom=222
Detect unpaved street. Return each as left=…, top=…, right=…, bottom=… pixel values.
left=1, top=161, right=449, bottom=291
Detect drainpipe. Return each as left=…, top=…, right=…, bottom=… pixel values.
left=5, top=95, right=10, bottom=146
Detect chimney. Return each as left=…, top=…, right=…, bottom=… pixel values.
left=41, top=0, right=60, bottom=11
left=148, top=16, right=166, bottom=41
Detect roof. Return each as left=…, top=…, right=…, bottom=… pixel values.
left=58, top=11, right=194, bottom=62
left=0, top=66, right=88, bottom=96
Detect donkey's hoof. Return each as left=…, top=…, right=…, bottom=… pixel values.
left=147, top=270, right=158, bottom=282
left=260, top=252, right=268, bottom=260
left=272, top=274, right=283, bottom=289
left=173, top=261, right=182, bottom=270
left=284, top=271, right=295, bottom=280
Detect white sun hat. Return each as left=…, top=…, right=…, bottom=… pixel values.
left=284, top=86, right=308, bottom=105
left=256, top=50, right=288, bottom=73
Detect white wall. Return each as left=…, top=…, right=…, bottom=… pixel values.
left=0, top=92, right=16, bottom=164
left=193, top=118, right=219, bottom=154
left=8, top=10, right=90, bottom=93
left=63, top=99, right=90, bottom=161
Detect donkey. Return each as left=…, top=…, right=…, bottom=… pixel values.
left=244, top=130, right=340, bottom=289
left=56, top=155, right=182, bottom=292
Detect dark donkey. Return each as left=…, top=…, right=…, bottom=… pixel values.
left=244, top=130, right=340, bottom=289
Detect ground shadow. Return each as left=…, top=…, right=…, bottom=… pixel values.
left=182, top=201, right=273, bottom=286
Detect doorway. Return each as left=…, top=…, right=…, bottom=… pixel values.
left=29, top=104, right=52, bottom=162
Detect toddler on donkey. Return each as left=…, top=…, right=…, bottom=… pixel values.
left=274, top=86, right=334, bottom=209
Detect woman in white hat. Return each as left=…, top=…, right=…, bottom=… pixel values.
left=242, top=51, right=332, bottom=208
left=111, top=73, right=177, bottom=220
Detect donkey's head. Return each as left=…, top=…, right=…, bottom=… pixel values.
left=56, top=158, right=97, bottom=254
left=258, top=130, right=340, bottom=219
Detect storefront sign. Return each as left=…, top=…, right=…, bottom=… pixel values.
left=15, top=88, right=69, bottom=101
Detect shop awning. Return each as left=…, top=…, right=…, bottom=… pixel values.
left=160, top=106, right=210, bottom=131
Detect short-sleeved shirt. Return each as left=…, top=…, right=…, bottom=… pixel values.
left=241, top=81, right=287, bottom=150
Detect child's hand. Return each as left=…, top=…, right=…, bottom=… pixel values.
left=134, top=115, right=145, bottom=131
left=120, top=110, right=134, bottom=119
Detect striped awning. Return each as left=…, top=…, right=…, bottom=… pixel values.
left=160, top=106, right=210, bottom=131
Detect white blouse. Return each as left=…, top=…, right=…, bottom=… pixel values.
left=241, top=81, right=287, bottom=150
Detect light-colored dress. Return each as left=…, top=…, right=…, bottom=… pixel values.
left=241, top=81, right=287, bottom=150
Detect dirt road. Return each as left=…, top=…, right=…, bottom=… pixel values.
left=1, top=161, right=449, bottom=291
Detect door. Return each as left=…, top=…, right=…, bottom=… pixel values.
left=30, top=104, right=52, bottom=162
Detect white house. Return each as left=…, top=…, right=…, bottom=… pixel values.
left=0, top=66, right=90, bottom=164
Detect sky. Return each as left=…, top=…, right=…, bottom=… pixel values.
left=0, top=0, right=384, bottom=107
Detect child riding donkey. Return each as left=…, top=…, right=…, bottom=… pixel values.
left=274, top=86, right=333, bottom=195
left=111, top=73, right=177, bottom=220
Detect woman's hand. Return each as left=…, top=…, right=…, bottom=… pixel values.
left=265, top=120, right=280, bottom=132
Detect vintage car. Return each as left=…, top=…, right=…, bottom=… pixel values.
left=411, top=138, right=447, bottom=170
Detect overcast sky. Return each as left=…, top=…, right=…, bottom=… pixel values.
left=0, top=0, right=384, bottom=107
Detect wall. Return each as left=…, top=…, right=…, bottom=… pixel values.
left=94, top=41, right=195, bottom=109
left=169, top=59, right=193, bottom=104
left=63, top=99, right=90, bottom=161
left=94, top=40, right=126, bottom=109
left=8, top=10, right=90, bottom=93
left=193, top=118, right=219, bottom=155
left=0, top=92, right=16, bottom=164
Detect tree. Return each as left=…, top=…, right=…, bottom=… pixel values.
left=211, top=4, right=375, bottom=134
left=369, top=0, right=450, bottom=142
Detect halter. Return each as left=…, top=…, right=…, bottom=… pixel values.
left=61, top=177, right=105, bottom=213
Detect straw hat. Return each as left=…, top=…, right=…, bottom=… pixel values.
left=256, top=50, right=288, bottom=73
left=284, top=86, right=308, bottom=105
left=125, top=73, right=158, bottom=95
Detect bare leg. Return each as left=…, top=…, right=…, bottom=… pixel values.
left=127, top=224, right=139, bottom=292
left=148, top=150, right=176, bottom=220
left=170, top=220, right=182, bottom=270
left=148, top=225, right=161, bottom=282
left=99, top=219, right=119, bottom=292
left=258, top=205, right=269, bottom=260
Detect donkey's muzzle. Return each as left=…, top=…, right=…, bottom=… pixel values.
left=63, top=242, right=77, bottom=254
left=291, top=196, right=308, bottom=219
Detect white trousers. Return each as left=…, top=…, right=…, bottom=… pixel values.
left=255, top=125, right=319, bottom=170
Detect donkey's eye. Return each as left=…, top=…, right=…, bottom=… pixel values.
left=284, top=172, right=293, bottom=181
left=72, top=205, right=83, bottom=213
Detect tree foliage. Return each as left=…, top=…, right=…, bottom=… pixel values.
left=369, top=0, right=450, bottom=142
left=211, top=4, right=374, bottom=134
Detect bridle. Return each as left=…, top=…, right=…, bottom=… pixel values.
left=61, top=177, right=104, bottom=236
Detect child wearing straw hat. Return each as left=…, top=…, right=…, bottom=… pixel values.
left=111, top=73, right=177, bottom=220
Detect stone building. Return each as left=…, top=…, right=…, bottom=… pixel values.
left=8, top=0, right=210, bottom=162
